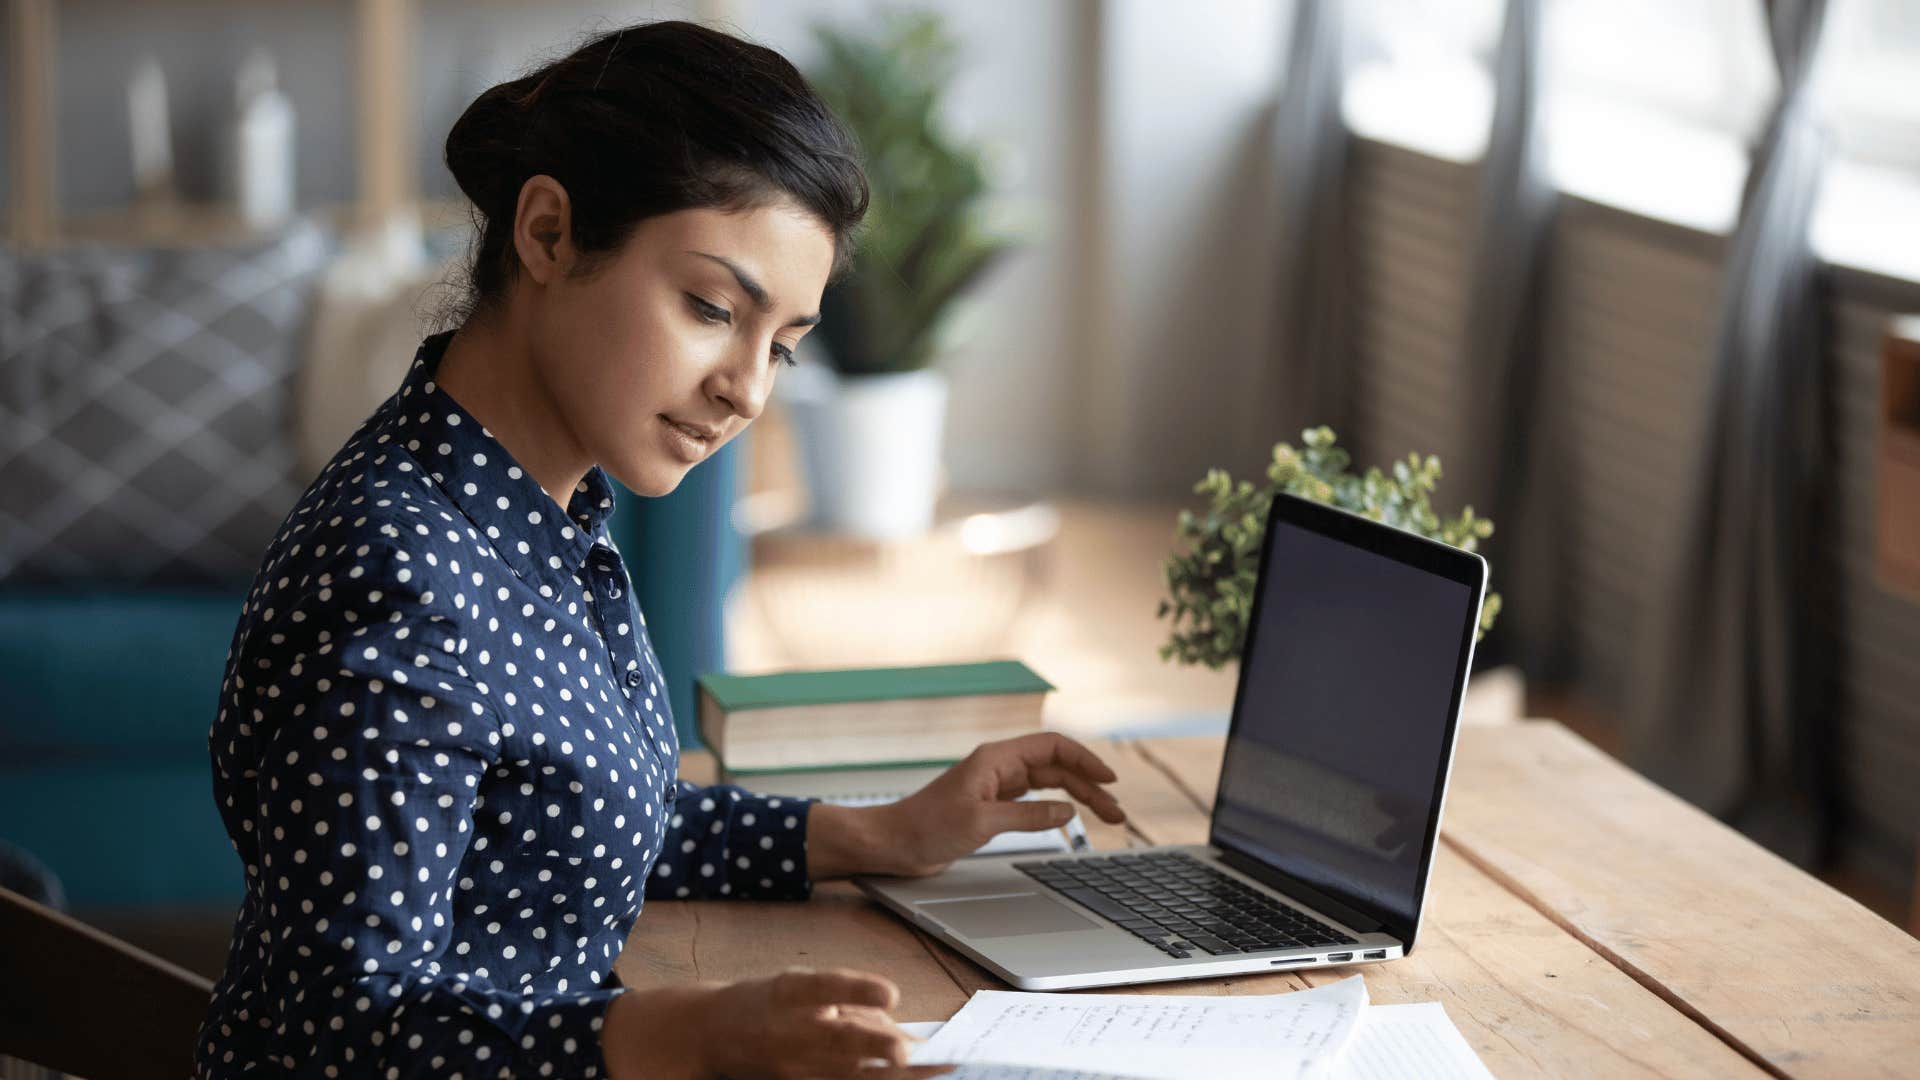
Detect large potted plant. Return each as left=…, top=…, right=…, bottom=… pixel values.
left=782, top=10, right=1017, bottom=539
left=1158, top=427, right=1503, bottom=669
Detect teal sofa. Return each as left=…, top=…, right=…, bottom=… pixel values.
left=0, top=439, right=745, bottom=911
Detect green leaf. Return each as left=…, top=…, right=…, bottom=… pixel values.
left=1159, top=425, right=1503, bottom=669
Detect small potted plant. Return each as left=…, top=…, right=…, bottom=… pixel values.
left=781, top=10, right=1019, bottom=539
left=1158, top=427, right=1503, bottom=669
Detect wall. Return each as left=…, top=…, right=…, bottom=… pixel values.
left=8, top=0, right=1302, bottom=499
left=1082, top=0, right=1291, bottom=494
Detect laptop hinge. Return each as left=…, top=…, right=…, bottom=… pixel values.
left=1216, top=847, right=1384, bottom=934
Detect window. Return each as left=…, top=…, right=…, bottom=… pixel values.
left=1540, top=0, right=1775, bottom=233
left=1812, top=0, right=1920, bottom=279
left=1343, top=0, right=1503, bottom=163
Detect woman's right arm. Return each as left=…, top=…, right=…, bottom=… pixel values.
left=233, top=546, right=623, bottom=1076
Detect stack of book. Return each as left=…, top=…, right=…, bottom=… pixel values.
left=697, top=659, right=1052, bottom=794
left=695, top=659, right=1081, bottom=856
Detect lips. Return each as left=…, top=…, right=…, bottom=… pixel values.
left=659, top=415, right=715, bottom=464
left=661, top=415, right=721, bottom=441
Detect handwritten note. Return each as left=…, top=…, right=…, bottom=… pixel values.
left=907, top=975, right=1369, bottom=1080
left=898, top=992, right=1497, bottom=1080
left=1329, top=1002, right=1496, bottom=1080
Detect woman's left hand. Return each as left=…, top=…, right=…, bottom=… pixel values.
left=867, top=732, right=1129, bottom=877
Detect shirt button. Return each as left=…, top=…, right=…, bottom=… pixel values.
left=605, top=581, right=623, bottom=599
left=625, top=669, right=642, bottom=688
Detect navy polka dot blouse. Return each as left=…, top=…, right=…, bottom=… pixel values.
left=196, top=331, right=816, bottom=1077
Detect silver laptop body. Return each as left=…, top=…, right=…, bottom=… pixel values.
left=856, top=492, right=1489, bottom=991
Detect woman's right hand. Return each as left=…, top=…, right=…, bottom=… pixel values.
left=604, top=967, right=957, bottom=1080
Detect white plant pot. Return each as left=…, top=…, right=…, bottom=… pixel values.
left=779, top=360, right=948, bottom=540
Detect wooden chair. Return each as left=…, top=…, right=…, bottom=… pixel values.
left=0, top=887, right=213, bottom=1079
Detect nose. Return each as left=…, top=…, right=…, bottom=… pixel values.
left=711, top=340, right=776, bottom=423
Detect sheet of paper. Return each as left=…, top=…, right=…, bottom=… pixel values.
left=913, top=1060, right=1136, bottom=1068
left=907, top=974, right=1369, bottom=1080
left=1328, top=1002, right=1496, bottom=1080
left=900, top=1022, right=1131, bottom=1079
left=910, top=1060, right=1144, bottom=1068
left=900, top=992, right=1495, bottom=1080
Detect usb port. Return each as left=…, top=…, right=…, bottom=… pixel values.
left=1362, top=950, right=1387, bottom=960
left=1326, top=952, right=1354, bottom=962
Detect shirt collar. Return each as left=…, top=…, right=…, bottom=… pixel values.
left=385, top=330, right=620, bottom=592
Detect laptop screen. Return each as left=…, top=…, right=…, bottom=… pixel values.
left=1208, top=494, right=1483, bottom=947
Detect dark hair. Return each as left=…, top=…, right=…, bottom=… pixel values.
left=442, top=20, right=868, bottom=322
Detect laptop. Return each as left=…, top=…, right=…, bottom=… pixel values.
left=855, top=491, right=1488, bottom=990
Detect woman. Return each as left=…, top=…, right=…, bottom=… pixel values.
left=194, top=20, right=1126, bottom=1080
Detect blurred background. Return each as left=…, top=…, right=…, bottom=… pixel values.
left=2, top=0, right=1917, bottom=981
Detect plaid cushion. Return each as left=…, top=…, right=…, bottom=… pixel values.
left=0, top=218, right=335, bottom=586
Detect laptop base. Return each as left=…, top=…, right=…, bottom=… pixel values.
left=856, top=845, right=1406, bottom=992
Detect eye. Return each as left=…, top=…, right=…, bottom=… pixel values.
left=687, top=294, right=731, bottom=325
left=772, top=343, right=797, bottom=368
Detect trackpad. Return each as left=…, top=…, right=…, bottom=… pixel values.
left=918, top=893, right=1100, bottom=938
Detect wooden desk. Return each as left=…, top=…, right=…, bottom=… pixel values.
left=620, top=722, right=1920, bottom=1078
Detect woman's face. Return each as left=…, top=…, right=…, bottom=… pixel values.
left=523, top=192, right=836, bottom=498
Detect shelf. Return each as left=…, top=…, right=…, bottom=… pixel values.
left=6, top=0, right=423, bottom=252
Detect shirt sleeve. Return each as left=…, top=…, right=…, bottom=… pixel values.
left=643, top=780, right=816, bottom=901
left=240, top=546, right=622, bottom=1078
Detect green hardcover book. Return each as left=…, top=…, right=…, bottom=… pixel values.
left=717, top=760, right=960, bottom=800
left=695, top=659, right=1054, bottom=771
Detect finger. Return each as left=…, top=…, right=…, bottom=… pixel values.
left=1032, top=731, right=1119, bottom=783
left=978, top=734, right=1063, bottom=800
left=1027, top=763, right=1128, bottom=824
left=824, top=1016, right=912, bottom=1069
left=993, top=731, right=1119, bottom=787
left=837, top=1003, right=919, bottom=1036
left=984, top=797, right=1076, bottom=833
left=988, top=771, right=1035, bottom=801
left=776, top=967, right=899, bottom=1011
left=833, top=1006, right=946, bottom=1076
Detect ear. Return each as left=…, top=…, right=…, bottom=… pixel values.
left=511, top=174, right=576, bottom=287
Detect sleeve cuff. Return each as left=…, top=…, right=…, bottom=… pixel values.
left=727, top=791, right=816, bottom=901
left=506, top=986, right=626, bottom=1078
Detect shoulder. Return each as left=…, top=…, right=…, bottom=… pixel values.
left=253, top=422, right=486, bottom=615
left=237, top=449, right=482, bottom=669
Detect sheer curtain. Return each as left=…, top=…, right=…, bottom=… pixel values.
left=1458, top=0, right=1557, bottom=670
left=1268, top=0, right=1354, bottom=441
left=1630, top=0, right=1837, bottom=865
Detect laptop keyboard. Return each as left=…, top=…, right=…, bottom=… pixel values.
left=1012, top=852, right=1360, bottom=960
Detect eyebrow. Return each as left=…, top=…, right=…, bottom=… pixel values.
left=689, top=251, right=822, bottom=328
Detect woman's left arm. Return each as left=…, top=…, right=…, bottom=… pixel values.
left=807, top=732, right=1129, bottom=881
left=645, top=732, right=1127, bottom=898
left=644, top=779, right=818, bottom=901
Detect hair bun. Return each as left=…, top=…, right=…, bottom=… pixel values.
left=444, top=75, right=541, bottom=216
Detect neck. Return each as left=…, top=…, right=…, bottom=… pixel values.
left=435, top=306, right=592, bottom=516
